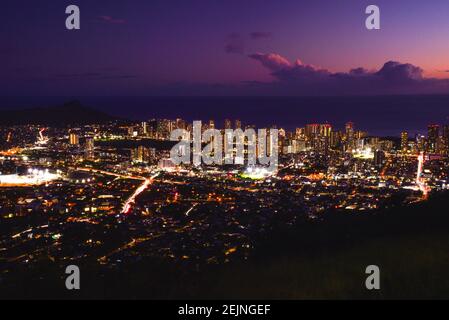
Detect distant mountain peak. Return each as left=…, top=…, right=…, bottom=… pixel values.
left=0, top=101, right=119, bottom=126
left=63, top=100, right=83, bottom=108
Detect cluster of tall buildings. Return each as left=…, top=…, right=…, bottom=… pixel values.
left=281, top=122, right=368, bottom=154
left=127, top=118, right=449, bottom=160
left=132, top=119, right=246, bottom=140
left=400, top=124, right=449, bottom=155
left=269, top=122, right=449, bottom=157
left=131, top=146, right=156, bottom=163
left=68, top=131, right=95, bottom=160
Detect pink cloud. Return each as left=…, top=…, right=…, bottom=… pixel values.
left=248, top=53, right=292, bottom=71
left=247, top=52, right=449, bottom=95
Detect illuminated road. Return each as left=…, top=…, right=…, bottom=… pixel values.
left=73, top=167, right=145, bottom=181
left=416, top=152, right=430, bottom=199
left=122, top=172, right=160, bottom=214
left=184, top=203, right=198, bottom=216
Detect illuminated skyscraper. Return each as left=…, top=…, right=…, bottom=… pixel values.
left=305, top=124, right=319, bottom=138
left=295, top=128, right=304, bottom=139
left=443, top=125, right=449, bottom=156
left=235, top=119, right=242, bottom=130
left=374, top=150, right=385, bottom=168
left=128, top=126, right=134, bottom=137
left=85, top=137, right=95, bottom=159
left=147, top=119, right=158, bottom=138
left=345, top=122, right=355, bottom=150
left=321, top=124, right=332, bottom=137
left=278, top=128, right=286, bottom=138
left=415, top=134, right=425, bottom=152
left=427, top=124, right=440, bottom=153
left=156, top=119, right=172, bottom=139
left=401, top=131, right=408, bottom=153
left=356, top=131, right=368, bottom=139
left=131, top=146, right=151, bottom=163
left=69, top=133, right=79, bottom=145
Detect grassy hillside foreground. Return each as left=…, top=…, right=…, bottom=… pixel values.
left=2, top=192, right=449, bottom=299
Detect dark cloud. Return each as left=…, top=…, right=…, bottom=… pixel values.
left=248, top=52, right=449, bottom=95
left=225, top=32, right=272, bottom=54
left=224, top=33, right=245, bottom=54
left=250, top=32, right=272, bottom=39
left=99, top=15, right=126, bottom=24
left=375, top=61, right=423, bottom=81
left=54, top=72, right=138, bottom=80
left=225, top=43, right=245, bottom=54
left=55, top=73, right=102, bottom=79
left=101, top=75, right=139, bottom=80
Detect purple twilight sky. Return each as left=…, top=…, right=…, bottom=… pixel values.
left=2, top=0, right=449, bottom=96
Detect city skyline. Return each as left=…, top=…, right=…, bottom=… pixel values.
left=2, top=96, right=449, bottom=137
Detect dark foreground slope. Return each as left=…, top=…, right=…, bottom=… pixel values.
left=2, top=192, right=449, bottom=300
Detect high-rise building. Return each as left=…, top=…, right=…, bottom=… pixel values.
left=131, top=146, right=153, bottom=163
left=69, top=133, right=79, bottom=145
left=416, top=134, right=426, bottom=152
left=330, top=130, right=342, bottom=148
left=235, top=119, right=242, bottom=130
left=142, top=122, right=148, bottom=135
left=156, top=119, right=173, bottom=139
left=378, top=139, right=394, bottom=152
left=278, top=128, right=286, bottom=138
left=443, top=125, right=449, bottom=156
left=437, top=136, right=446, bottom=155
left=427, top=124, right=440, bottom=153
left=374, top=150, right=385, bottom=168
left=322, top=124, right=332, bottom=137
left=345, top=122, right=355, bottom=150
left=85, top=137, right=95, bottom=159
left=146, top=119, right=157, bottom=138
left=128, top=126, right=134, bottom=137
left=356, top=131, right=368, bottom=139
left=305, top=124, right=319, bottom=138
left=295, top=128, right=304, bottom=139
left=401, top=131, right=408, bottom=153
left=224, top=119, right=232, bottom=130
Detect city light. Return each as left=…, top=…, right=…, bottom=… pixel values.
left=0, top=168, right=61, bottom=186
left=241, top=167, right=273, bottom=180
left=352, top=147, right=374, bottom=159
